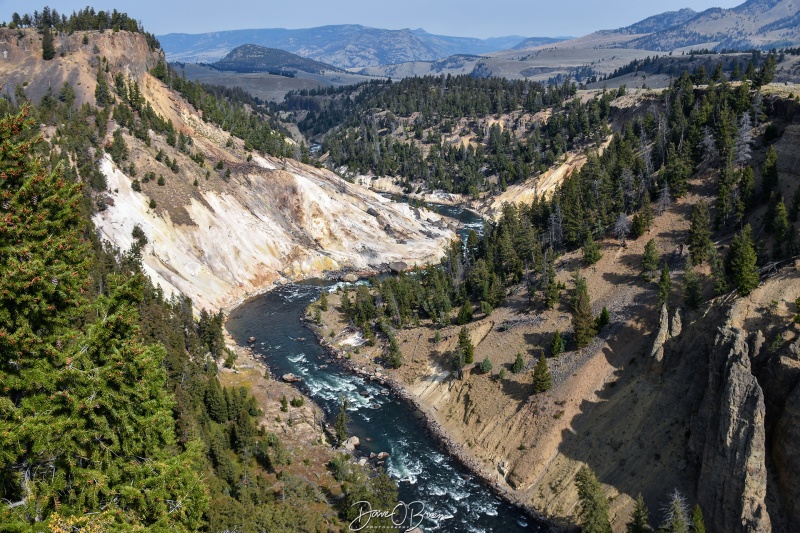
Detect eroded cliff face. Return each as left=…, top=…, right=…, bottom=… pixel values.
left=94, top=153, right=455, bottom=312
left=689, top=327, right=771, bottom=533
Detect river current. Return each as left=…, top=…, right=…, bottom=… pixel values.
left=226, top=204, right=544, bottom=532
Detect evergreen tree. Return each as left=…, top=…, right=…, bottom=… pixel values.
left=631, top=195, right=654, bottom=239
left=205, top=381, right=228, bottom=423
left=319, top=289, right=328, bottom=311
left=42, top=26, right=56, bottom=60
left=0, top=106, right=208, bottom=528
left=596, top=306, right=610, bottom=331
left=456, top=300, right=473, bottom=325
left=512, top=352, right=525, bottom=373
left=544, top=254, right=561, bottom=309
left=583, top=233, right=603, bottom=265
left=458, top=326, right=474, bottom=364
left=710, top=248, right=728, bottom=295
left=727, top=224, right=759, bottom=296
left=626, top=493, right=652, bottom=533
left=688, top=202, right=712, bottom=264
left=551, top=330, right=565, bottom=356
left=762, top=146, right=778, bottom=200
left=334, top=396, right=350, bottom=444
left=691, top=504, right=706, bottom=533
left=572, top=287, right=596, bottom=348
left=575, top=466, right=612, bottom=533
left=682, top=257, right=702, bottom=309
left=658, top=263, right=671, bottom=308
left=642, top=239, right=659, bottom=280
left=532, top=354, right=552, bottom=393
left=772, top=199, right=789, bottom=258
left=479, top=356, right=493, bottom=374
left=386, top=335, right=403, bottom=369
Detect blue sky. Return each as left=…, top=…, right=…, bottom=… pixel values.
left=0, top=0, right=744, bottom=38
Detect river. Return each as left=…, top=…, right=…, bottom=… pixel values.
left=226, top=205, right=544, bottom=532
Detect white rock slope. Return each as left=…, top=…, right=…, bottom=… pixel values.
left=94, top=154, right=454, bottom=312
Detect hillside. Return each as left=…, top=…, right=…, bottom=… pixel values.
left=159, top=24, right=536, bottom=68
left=0, top=20, right=449, bottom=531
left=310, top=72, right=800, bottom=532
left=627, top=0, right=800, bottom=50
left=0, top=28, right=454, bottom=313
left=211, top=44, right=343, bottom=74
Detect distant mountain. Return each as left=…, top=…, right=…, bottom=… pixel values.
left=511, top=36, right=573, bottom=50
left=159, top=25, right=541, bottom=68
left=211, top=44, right=342, bottom=74
left=624, top=0, right=800, bottom=50
left=619, top=8, right=699, bottom=34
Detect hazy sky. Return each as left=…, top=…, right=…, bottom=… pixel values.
left=0, top=0, right=744, bottom=38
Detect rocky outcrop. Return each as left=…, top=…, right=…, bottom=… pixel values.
left=773, top=382, right=800, bottom=531
left=690, top=327, right=771, bottom=533
left=649, top=305, right=683, bottom=375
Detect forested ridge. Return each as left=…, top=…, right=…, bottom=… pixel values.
left=325, top=69, right=799, bottom=370
left=0, top=12, right=398, bottom=532
left=283, top=75, right=616, bottom=194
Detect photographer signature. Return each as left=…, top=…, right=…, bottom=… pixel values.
left=349, top=500, right=450, bottom=531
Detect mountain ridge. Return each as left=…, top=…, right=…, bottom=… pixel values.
left=158, top=24, right=551, bottom=67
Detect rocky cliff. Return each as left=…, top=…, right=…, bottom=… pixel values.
left=689, top=326, right=771, bottom=533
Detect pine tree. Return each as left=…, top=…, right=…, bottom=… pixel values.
left=661, top=490, right=690, bottom=533
left=386, top=335, right=403, bottom=369
left=512, top=352, right=525, bottom=373
left=572, top=288, right=597, bottom=348
left=772, top=200, right=789, bottom=259
left=762, top=146, right=778, bottom=200
left=596, top=306, right=610, bottom=331
left=42, top=26, right=56, bottom=60
left=456, top=300, right=473, bottom=325
left=688, top=202, right=712, bottom=264
left=205, top=381, right=228, bottom=423
left=658, top=263, right=671, bottom=308
left=583, top=233, right=603, bottom=265
left=532, top=354, right=552, bottom=393
left=335, top=396, right=350, bottom=444
left=458, top=326, right=474, bottom=364
left=319, top=289, right=328, bottom=311
left=682, top=257, right=702, bottom=309
left=0, top=107, right=208, bottom=526
left=727, top=224, right=759, bottom=296
left=479, top=356, right=493, bottom=373
left=691, top=504, right=706, bottom=533
left=575, top=466, right=612, bottom=533
left=642, top=239, right=659, bottom=280
left=544, top=254, right=560, bottom=309
left=710, top=247, right=728, bottom=295
left=551, top=330, right=565, bottom=356
left=626, top=493, right=652, bottom=533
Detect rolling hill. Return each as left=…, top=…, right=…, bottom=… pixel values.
left=211, top=44, right=342, bottom=74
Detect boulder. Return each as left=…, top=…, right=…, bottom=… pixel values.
left=343, top=436, right=360, bottom=452
left=376, top=451, right=390, bottom=461
left=388, top=261, right=408, bottom=273
left=282, top=373, right=302, bottom=383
